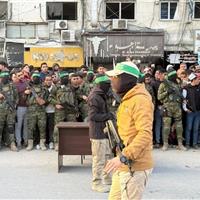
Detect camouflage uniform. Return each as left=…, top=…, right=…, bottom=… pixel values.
left=0, top=82, right=18, bottom=150
left=26, top=83, right=49, bottom=148
left=107, top=89, right=120, bottom=117
left=52, top=84, right=76, bottom=144
left=145, top=83, right=156, bottom=105
left=78, top=81, right=94, bottom=121
left=158, top=80, right=185, bottom=150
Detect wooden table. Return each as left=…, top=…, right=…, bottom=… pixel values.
left=56, top=122, right=91, bottom=172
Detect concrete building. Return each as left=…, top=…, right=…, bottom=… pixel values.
left=0, top=0, right=200, bottom=68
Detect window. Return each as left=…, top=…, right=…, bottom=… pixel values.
left=6, top=24, right=49, bottom=39
left=194, top=2, right=200, bottom=19
left=0, top=1, right=8, bottom=20
left=106, top=2, right=135, bottom=19
left=160, top=2, right=178, bottom=20
left=47, top=2, right=77, bottom=20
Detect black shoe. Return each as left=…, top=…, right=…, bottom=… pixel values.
left=185, top=145, right=190, bottom=150
left=154, top=143, right=160, bottom=149
left=193, top=145, right=198, bottom=150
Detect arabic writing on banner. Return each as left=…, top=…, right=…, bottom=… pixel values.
left=24, top=47, right=84, bottom=68
left=85, top=34, right=164, bottom=58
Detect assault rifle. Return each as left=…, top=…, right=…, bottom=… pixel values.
left=0, top=86, right=15, bottom=111
left=104, top=120, right=132, bottom=170
left=24, top=81, right=46, bottom=106
left=163, top=79, right=183, bottom=101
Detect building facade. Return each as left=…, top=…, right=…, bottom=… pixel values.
left=0, top=0, right=200, bottom=68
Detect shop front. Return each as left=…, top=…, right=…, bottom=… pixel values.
left=83, top=31, right=164, bottom=69
left=24, top=46, right=84, bottom=68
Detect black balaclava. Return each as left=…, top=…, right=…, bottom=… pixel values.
left=115, top=73, right=138, bottom=97
left=1, top=76, right=9, bottom=84
left=87, top=73, right=94, bottom=83
left=99, top=82, right=111, bottom=94
left=32, top=77, right=40, bottom=85
left=168, top=74, right=177, bottom=83
left=60, top=76, right=69, bottom=85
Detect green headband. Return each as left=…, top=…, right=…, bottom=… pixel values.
left=59, top=72, right=69, bottom=78
left=0, top=72, right=9, bottom=77
left=115, top=63, right=140, bottom=78
left=31, top=73, right=40, bottom=78
left=140, top=73, right=145, bottom=78
left=95, top=75, right=110, bottom=84
left=87, top=71, right=94, bottom=75
left=168, top=71, right=177, bottom=78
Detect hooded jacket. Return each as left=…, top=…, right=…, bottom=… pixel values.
left=87, top=86, right=110, bottom=139
left=117, top=83, right=154, bottom=171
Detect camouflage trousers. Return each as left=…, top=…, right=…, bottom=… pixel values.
left=91, top=139, right=113, bottom=187
left=162, top=106, right=183, bottom=143
left=0, top=108, right=16, bottom=144
left=79, top=103, right=88, bottom=122
left=53, top=109, right=77, bottom=143
left=27, top=106, right=46, bottom=140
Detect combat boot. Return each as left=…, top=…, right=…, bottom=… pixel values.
left=54, top=143, right=59, bottom=151
left=162, top=143, right=168, bottom=151
left=92, top=184, right=110, bottom=193
left=177, top=140, right=187, bottom=151
left=40, top=139, right=47, bottom=151
left=10, top=142, right=18, bottom=152
left=26, top=139, right=33, bottom=151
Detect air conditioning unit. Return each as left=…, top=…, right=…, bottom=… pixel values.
left=61, top=30, right=76, bottom=42
left=55, top=20, right=68, bottom=30
left=112, top=19, right=128, bottom=30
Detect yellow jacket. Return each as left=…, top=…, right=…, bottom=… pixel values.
left=117, top=83, right=154, bottom=172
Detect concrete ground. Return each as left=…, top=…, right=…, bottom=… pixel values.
left=0, top=147, right=200, bottom=199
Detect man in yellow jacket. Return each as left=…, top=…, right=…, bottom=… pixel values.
left=105, top=61, right=154, bottom=200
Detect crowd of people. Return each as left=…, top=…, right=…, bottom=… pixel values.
left=0, top=60, right=200, bottom=152
left=0, top=61, right=118, bottom=151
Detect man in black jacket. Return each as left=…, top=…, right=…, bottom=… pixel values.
left=87, top=74, right=113, bottom=193
left=182, top=73, right=200, bottom=149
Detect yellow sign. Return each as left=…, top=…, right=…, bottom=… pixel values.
left=24, top=46, right=84, bottom=68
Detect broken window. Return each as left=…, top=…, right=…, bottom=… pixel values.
left=47, top=2, right=77, bottom=20
left=160, top=2, right=178, bottom=20
left=194, top=2, right=200, bottom=19
left=106, top=2, right=135, bottom=19
left=0, top=1, right=8, bottom=20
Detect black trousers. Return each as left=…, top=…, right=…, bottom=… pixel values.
left=46, top=113, right=55, bottom=143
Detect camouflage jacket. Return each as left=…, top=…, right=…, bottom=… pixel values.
left=158, top=80, right=182, bottom=106
left=0, top=82, right=18, bottom=111
left=145, top=83, right=156, bottom=105
left=26, top=83, right=49, bottom=107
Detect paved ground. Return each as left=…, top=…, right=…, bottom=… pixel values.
left=0, top=147, right=200, bottom=199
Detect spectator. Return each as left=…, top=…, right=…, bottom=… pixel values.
left=14, top=70, right=28, bottom=149
left=144, top=73, right=155, bottom=105
left=40, top=62, right=49, bottom=82
left=152, top=69, right=166, bottom=148
left=52, top=63, right=60, bottom=79
left=177, top=63, right=187, bottom=78
left=182, top=73, right=200, bottom=149
left=21, top=64, right=31, bottom=81
left=96, top=64, right=106, bottom=75
left=44, top=75, right=56, bottom=149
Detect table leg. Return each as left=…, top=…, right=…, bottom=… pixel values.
left=58, top=154, right=63, bottom=172
left=81, top=155, right=83, bottom=165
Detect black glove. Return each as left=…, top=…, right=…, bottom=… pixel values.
left=168, top=87, right=175, bottom=94
left=107, top=112, right=116, bottom=120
